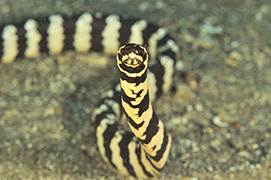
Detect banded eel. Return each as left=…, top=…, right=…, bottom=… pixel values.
left=0, top=13, right=179, bottom=178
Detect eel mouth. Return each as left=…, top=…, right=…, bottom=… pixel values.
left=117, top=43, right=148, bottom=67
left=122, top=53, right=143, bottom=67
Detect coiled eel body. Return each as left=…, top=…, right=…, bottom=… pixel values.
left=0, top=13, right=179, bottom=178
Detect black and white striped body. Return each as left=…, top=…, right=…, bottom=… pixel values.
left=0, top=13, right=179, bottom=178
left=117, top=43, right=171, bottom=175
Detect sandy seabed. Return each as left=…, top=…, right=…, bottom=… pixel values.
left=0, top=0, right=270, bottom=179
